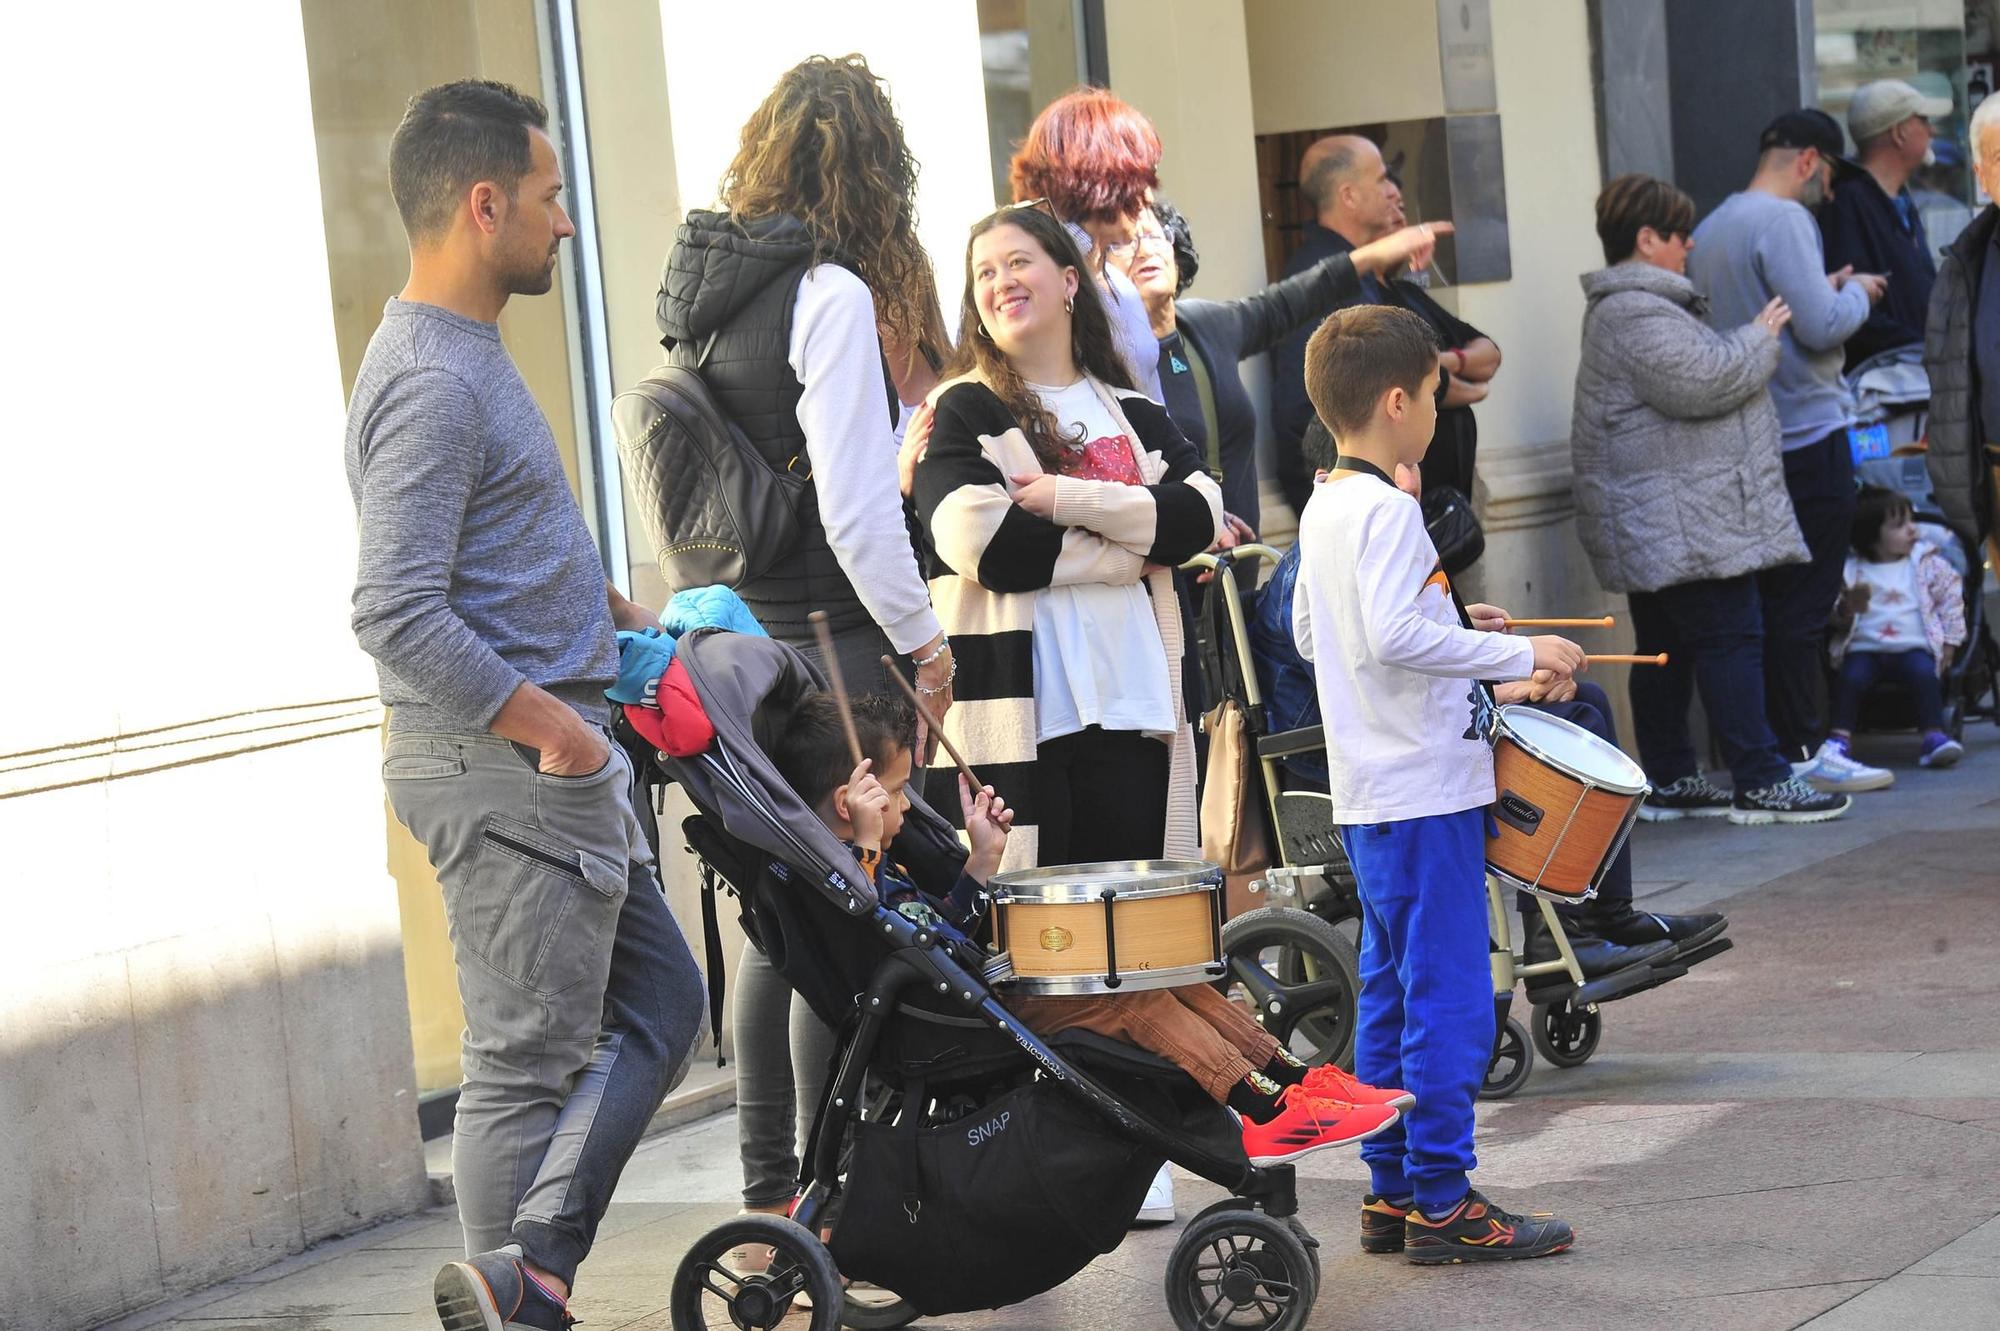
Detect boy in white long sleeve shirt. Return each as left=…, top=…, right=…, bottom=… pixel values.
left=1294, top=305, right=1585, bottom=1263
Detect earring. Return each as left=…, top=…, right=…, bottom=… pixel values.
left=977, top=323, right=993, bottom=341
left=1064, top=295, right=1074, bottom=314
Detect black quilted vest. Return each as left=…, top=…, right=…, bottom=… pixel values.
left=655, top=209, right=895, bottom=640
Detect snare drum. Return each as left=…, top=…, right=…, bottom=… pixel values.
left=987, top=860, right=1225, bottom=995
left=1487, top=706, right=1649, bottom=902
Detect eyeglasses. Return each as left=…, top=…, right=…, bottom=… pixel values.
left=1103, top=230, right=1170, bottom=261
left=1005, top=196, right=1060, bottom=222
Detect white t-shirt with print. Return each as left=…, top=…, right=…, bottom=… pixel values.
left=1026, top=377, right=1177, bottom=743
left=1849, top=556, right=1927, bottom=653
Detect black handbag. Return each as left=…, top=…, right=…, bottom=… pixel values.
left=1422, top=483, right=1485, bottom=575
left=613, top=333, right=807, bottom=593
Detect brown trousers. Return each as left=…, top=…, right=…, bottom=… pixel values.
left=1008, top=984, right=1281, bottom=1104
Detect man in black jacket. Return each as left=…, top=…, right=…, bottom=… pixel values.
left=1822, top=78, right=1953, bottom=370
left=1924, top=91, right=2000, bottom=553
left=1269, top=138, right=1498, bottom=515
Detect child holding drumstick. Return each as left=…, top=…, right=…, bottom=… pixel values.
left=774, top=690, right=1409, bottom=1166
left=1293, top=304, right=1582, bottom=1262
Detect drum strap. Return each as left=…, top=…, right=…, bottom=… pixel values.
left=1334, top=455, right=1501, bottom=728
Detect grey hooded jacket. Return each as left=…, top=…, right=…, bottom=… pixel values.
left=1570, top=262, right=1807, bottom=594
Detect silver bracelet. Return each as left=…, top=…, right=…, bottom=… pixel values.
left=911, top=636, right=951, bottom=668
left=915, top=657, right=958, bottom=696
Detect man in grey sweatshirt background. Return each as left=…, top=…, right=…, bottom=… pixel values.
left=1689, top=108, right=1896, bottom=797
left=344, top=80, right=704, bottom=1331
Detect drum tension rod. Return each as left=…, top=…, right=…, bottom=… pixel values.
left=1100, top=888, right=1121, bottom=989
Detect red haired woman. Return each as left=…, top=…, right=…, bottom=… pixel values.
left=1009, top=88, right=1168, bottom=403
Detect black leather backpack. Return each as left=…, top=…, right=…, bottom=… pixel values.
left=613, top=333, right=807, bottom=593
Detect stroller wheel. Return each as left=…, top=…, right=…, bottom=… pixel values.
left=1165, top=1208, right=1318, bottom=1331
left=1531, top=1000, right=1602, bottom=1069
left=1479, top=1016, right=1534, bottom=1100
left=1218, top=907, right=1361, bottom=1070
left=669, top=1213, right=843, bottom=1331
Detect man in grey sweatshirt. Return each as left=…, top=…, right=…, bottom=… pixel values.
left=1687, top=109, right=1895, bottom=795
left=344, top=81, right=702, bottom=1331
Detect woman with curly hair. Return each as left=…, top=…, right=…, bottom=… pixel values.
left=1008, top=87, right=1168, bottom=402
left=913, top=203, right=1222, bottom=871
left=652, top=52, right=953, bottom=1243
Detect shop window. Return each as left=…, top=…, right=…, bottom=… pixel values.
left=1815, top=0, right=1973, bottom=245
left=976, top=0, right=1106, bottom=204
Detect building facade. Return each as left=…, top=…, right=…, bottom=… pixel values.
left=8, top=2, right=1988, bottom=1327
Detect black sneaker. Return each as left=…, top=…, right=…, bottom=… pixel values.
left=1404, top=1190, right=1575, bottom=1264
left=1728, top=776, right=1851, bottom=826
left=1361, top=1193, right=1411, bottom=1253
left=1521, top=918, right=1675, bottom=1003
left=1637, top=773, right=1733, bottom=822
left=435, top=1250, right=576, bottom=1331
left=1572, top=903, right=1727, bottom=952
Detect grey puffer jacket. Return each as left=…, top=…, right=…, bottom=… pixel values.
left=1570, top=262, right=1807, bottom=593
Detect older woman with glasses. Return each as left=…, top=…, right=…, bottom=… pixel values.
left=1104, top=196, right=1443, bottom=539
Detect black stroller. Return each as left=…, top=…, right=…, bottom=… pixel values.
left=653, top=631, right=1326, bottom=1331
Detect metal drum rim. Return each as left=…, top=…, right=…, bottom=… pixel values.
left=994, top=960, right=1227, bottom=995
left=988, top=858, right=1222, bottom=903
left=1492, top=704, right=1649, bottom=796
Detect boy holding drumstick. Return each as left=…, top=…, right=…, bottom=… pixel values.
left=1293, top=305, right=1583, bottom=1262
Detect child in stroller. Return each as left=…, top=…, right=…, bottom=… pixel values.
left=655, top=629, right=1340, bottom=1331
left=774, top=688, right=1408, bottom=1166
left=1828, top=485, right=1969, bottom=767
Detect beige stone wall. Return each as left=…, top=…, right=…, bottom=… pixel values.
left=3, top=4, right=428, bottom=1327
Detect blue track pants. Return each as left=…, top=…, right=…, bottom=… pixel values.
left=1339, top=806, right=1494, bottom=1210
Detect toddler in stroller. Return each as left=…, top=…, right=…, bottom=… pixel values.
left=772, top=689, right=1408, bottom=1163
left=655, top=629, right=1343, bottom=1331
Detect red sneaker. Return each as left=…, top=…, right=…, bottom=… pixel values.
left=1302, top=1062, right=1415, bottom=1110
left=1241, top=1085, right=1399, bottom=1166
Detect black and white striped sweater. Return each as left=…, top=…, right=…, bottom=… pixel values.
left=911, top=373, right=1224, bottom=870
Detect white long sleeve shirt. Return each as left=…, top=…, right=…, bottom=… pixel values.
left=788, top=265, right=941, bottom=654
left=1294, top=471, right=1534, bottom=824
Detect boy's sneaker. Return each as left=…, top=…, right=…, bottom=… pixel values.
left=1637, top=773, right=1733, bottom=821
left=1241, top=1085, right=1399, bottom=1165
left=1404, top=1190, right=1575, bottom=1264
left=1303, top=1062, right=1416, bottom=1110
left=1728, top=777, right=1851, bottom=825
left=435, top=1249, right=576, bottom=1330
left=1919, top=733, right=1964, bottom=768
left=1361, top=1193, right=1412, bottom=1253
left=1794, top=740, right=1894, bottom=792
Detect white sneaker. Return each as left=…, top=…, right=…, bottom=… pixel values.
left=1134, top=1163, right=1176, bottom=1225
left=1793, top=741, right=1894, bottom=793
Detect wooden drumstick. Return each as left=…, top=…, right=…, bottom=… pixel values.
left=881, top=655, right=983, bottom=792
left=1586, top=653, right=1669, bottom=665
left=1503, top=616, right=1615, bottom=629
left=808, top=611, right=864, bottom=766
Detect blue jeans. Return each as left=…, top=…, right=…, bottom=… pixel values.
left=1831, top=648, right=1944, bottom=733
left=1626, top=574, right=1792, bottom=791
left=1760, top=432, right=1858, bottom=760
left=1339, top=808, right=1493, bottom=1210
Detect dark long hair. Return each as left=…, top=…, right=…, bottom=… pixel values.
left=944, top=205, right=1134, bottom=467
left=720, top=55, right=949, bottom=369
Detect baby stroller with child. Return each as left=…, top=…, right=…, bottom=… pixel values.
left=1186, top=544, right=1718, bottom=1102
left=649, top=629, right=1329, bottom=1331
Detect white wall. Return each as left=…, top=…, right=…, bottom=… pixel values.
left=1246, top=0, right=1444, bottom=134
left=655, top=0, right=999, bottom=309
left=2, top=6, right=426, bottom=1327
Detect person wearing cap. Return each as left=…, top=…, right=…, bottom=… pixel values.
left=1688, top=109, right=1896, bottom=797
left=1924, top=90, right=2000, bottom=560
left=1822, top=79, right=1955, bottom=370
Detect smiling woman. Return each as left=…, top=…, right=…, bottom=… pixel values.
left=911, top=205, right=1222, bottom=872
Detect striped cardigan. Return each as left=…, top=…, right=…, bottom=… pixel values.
left=911, top=373, right=1224, bottom=870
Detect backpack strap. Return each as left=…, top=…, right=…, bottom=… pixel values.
left=697, top=859, right=728, bottom=1067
